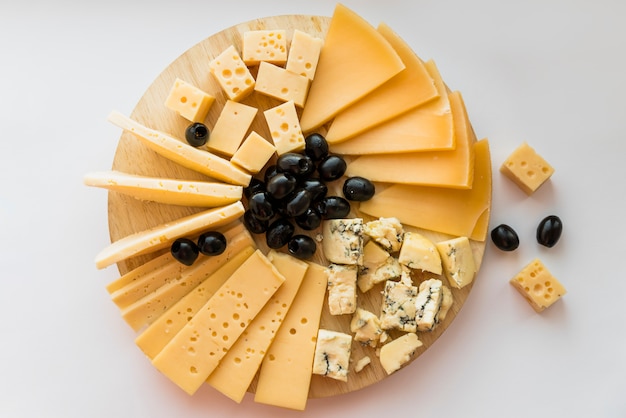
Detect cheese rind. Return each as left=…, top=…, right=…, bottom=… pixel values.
left=312, top=329, right=352, bottom=382
left=107, top=111, right=251, bottom=186
left=164, top=78, right=215, bottom=123
left=509, top=258, right=566, bottom=312
left=242, top=30, right=287, bottom=65
left=206, top=100, right=258, bottom=157
left=327, top=264, right=358, bottom=315
left=379, top=333, right=422, bottom=375
left=230, top=131, right=276, bottom=174
left=263, top=100, right=305, bottom=155
left=500, top=142, right=554, bottom=195
left=398, top=232, right=442, bottom=275
left=208, top=45, right=255, bottom=101
left=285, top=29, right=323, bottom=80
left=436, top=236, right=476, bottom=289
left=254, top=61, right=309, bottom=107
left=151, top=250, right=285, bottom=395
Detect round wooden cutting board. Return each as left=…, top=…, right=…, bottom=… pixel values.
left=108, top=14, right=487, bottom=399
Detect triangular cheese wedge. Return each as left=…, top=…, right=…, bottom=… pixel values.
left=299, top=4, right=405, bottom=132
left=325, top=23, right=438, bottom=144
left=330, top=60, right=454, bottom=154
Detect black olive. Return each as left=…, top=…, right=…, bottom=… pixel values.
left=197, top=231, right=227, bottom=256
left=264, top=165, right=280, bottom=184
left=317, top=155, right=347, bottom=182
left=243, top=177, right=265, bottom=200
left=314, top=196, right=351, bottom=219
left=295, top=207, right=322, bottom=230
left=304, top=133, right=329, bottom=161
left=266, top=172, right=297, bottom=200
left=185, top=122, right=210, bottom=147
left=343, top=176, right=375, bottom=201
left=283, top=189, right=312, bottom=218
left=537, top=215, right=562, bottom=248
left=300, top=178, right=328, bottom=202
left=171, top=238, right=199, bottom=266
left=490, top=224, right=519, bottom=251
left=266, top=218, right=295, bottom=249
left=248, top=192, right=275, bottom=221
left=243, top=210, right=268, bottom=234
left=276, top=153, right=315, bottom=178
left=288, top=235, right=317, bottom=260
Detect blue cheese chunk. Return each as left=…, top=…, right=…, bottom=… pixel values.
left=350, top=308, right=383, bottom=347
left=379, top=333, right=422, bottom=375
left=415, top=278, right=445, bottom=331
left=398, top=232, right=442, bottom=275
left=327, top=264, right=358, bottom=315
left=363, top=217, right=404, bottom=253
left=437, top=285, right=453, bottom=323
left=380, top=280, right=418, bottom=332
left=436, top=236, right=476, bottom=289
left=312, top=329, right=352, bottom=382
left=322, top=219, right=364, bottom=265
left=357, top=241, right=402, bottom=292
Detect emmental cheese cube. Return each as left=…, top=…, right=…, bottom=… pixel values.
left=164, top=78, right=215, bottom=122
left=510, top=258, right=566, bottom=312
left=206, top=100, right=257, bottom=157
left=500, top=142, right=554, bottom=195
left=208, top=45, right=255, bottom=101
left=263, top=100, right=305, bottom=155
left=242, top=30, right=287, bottom=66
left=254, top=61, right=310, bottom=107
left=312, top=329, right=352, bottom=382
left=230, top=131, right=276, bottom=174
left=285, top=29, right=323, bottom=80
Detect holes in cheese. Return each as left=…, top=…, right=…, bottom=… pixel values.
left=208, top=45, right=255, bottom=101
left=263, top=100, right=305, bottom=155
left=206, top=100, right=258, bottom=158
left=242, top=30, right=287, bottom=66
left=285, top=29, right=323, bottom=80
left=164, top=78, right=215, bottom=123
left=500, top=142, right=554, bottom=195
left=254, top=61, right=310, bottom=108
left=509, top=258, right=566, bottom=313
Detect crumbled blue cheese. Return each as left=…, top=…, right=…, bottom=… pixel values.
left=357, top=241, right=402, bottom=292
left=350, top=308, right=383, bottom=347
left=437, top=285, right=453, bottom=323
left=312, top=329, right=352, bottom=382
left=322, top=218, right=364, bottom=265
left=327, top=264, right=358, bottom=315
left=380, top=280, right=418, bottom=333
left=379, top=333, right=422, bottom=375
left=415, top=278, right=445, bottom=331
left=435, top=236, right=476, bottom=289
left=363, top=217, right=404, bottom=253
left=398, top=232, right=442, bottom=275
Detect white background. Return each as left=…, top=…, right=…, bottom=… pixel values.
left=1, top=0, right=625, bottom=417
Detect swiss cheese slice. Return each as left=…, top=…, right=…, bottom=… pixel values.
left=330, top=60, right=454, bottom=154
left=344, top=90, right=472, bottom=188
left=206, top=251, right=309, bottom=403
left=254, top=263, right=328, bottom=411
left=107, top=111, right=251, bottom=186
left=106, top=251, right=174, bottom=294
left=151, top=250, right=285, bottom=395
left=358, top=138, right=492, bottom=241
left=298, top=4, right=405, bottom=131
left=94, top=201, right=244, bottom=269
left=325, top=23, right=438, bottom=144
left=84, top=170, right=243, bottom=207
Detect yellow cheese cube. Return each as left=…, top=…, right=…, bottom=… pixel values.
left=254, top=61, right=310, bottom=107
left=263, top=100, right=305, bottom=155
left=230, top=131, right=276, bottom=174
left=206, top=100, right=257, bottom=157
left=164, top=78, right=215, bottom=122
left=209, top=45, right=255, bottom=101
left=285, top=29, right=323, bottom=80
left=510, top=258, right=566, bottom=312
left=242, top=30, right=287, bottom=65
left=500, top=142, right=554, bottom=195
left=379, top=332, right=422, bottom=375
left=398, top=231, right=442, bottom=275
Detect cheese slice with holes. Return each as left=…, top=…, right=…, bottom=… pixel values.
left=151, top=250, right=285, bottom=395
left=298, top=4, right=404, bottom=131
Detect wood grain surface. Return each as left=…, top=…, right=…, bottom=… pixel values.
left=107, top=14, right=487, bottom=399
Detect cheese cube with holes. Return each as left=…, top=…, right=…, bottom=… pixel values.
left=436, top=236, right=476, bottom=289
left=398, top=231, right=442, bottom=275
left=164, top=78, right=215, bottom=122
left=380, top=279, right=418, bottom=333
left=312, top=329, right=352, bottom=382
left=379, top=332, right=422, bottom=375
left=263, top=101, right=305, bottom=155
left=322, top=218, right=364, bottom=265
left=285, top=29, right=323, bottom=80
left=363, top=217, right=404, bottom=253
left=209, top=45, right=255, bottom=101
left=242, top=30, right=287, bottom=65
left=254, top=62, right=310, bottom=107
left=357, top=241, right=402, bottom=293
left=510, top=258, right=566, bottom=312
left=230, top=131, right=276, bottom=174
left=327, top=264, right=358, bottom=315
left=350, top=307, right=383, bottom=347
left=500, top=142, right=554, bottom=195
left=207, top=100, right=258, bottom=157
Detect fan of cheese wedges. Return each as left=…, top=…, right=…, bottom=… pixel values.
left=85, top=3, right=491, bottom=411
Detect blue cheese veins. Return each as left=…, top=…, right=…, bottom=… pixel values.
left=312, top=329, right=352, bottom=382
left=380, top=280, right=418, bottom=333
left=322, top=218, right=364, bottom=265
left=350, top=307, right=383, bottom=347
left=363, top=217, right=404, bottom=253
left=435, top=236, right=476, bottom=289
left=327, top=264, right=358, bottom=315
left=415, top=278, right=447, bottom=331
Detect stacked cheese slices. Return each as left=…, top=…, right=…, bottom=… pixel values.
left=86, top=3, right=492, bottom=412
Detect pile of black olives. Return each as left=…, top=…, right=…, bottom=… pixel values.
left=243, top=133, right=375, bottom=260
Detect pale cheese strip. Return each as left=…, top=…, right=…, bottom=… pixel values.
left=110, top=223, right=246, bottom=309
left=325, top=23, right=438, bottom=144
left=343, top=90, right=472, bottom=188
left=135, top=246, right=256, bottom=359
left=107, top=111, right=251, bottom=186
left=151, top=250, right=285, bottom=395
left=94, top=201, right=244, bottom=269
left=206, top=251, right=309, bottom=403
left=254, top=263, right=328, bottom=411
left=120, top=229, right=255, bottom=331
left=106, top=251, right=173, bottom=294
left=84, top=170, right=242, bottom=207
left=329, top=60, right=454, bottom=154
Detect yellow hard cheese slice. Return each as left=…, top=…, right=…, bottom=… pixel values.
left=84, top=170, right=242, bottom=207
left=254, top=262, right=328, bottom=411
left=359, top=138, right=491, bottom=241
left=298, top=4, right=404, bottom=131
left=107, top=111, right=251, bottom=186
left=330, top=60, right=454, bottom=154
left=325, top=23, right=438, bottom=144
left=206, top=251, right=309, bottom=403
left=344, top=90, right=472, bottom=188
left=135, top=246, right=256, bottom=359
left=106, top=250, right=174, bottom=294
left=151, top=250, right=285, bottom=396
left=94, top=201, right=244, bottom=269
